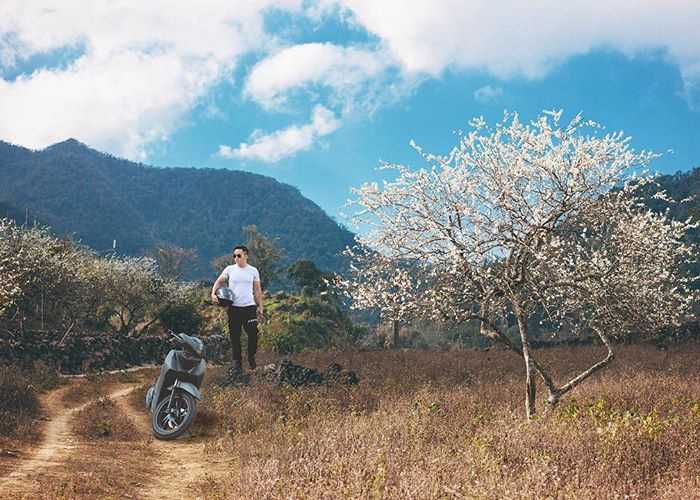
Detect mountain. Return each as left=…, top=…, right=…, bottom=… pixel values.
left=0, top=139, right=355, bottom=279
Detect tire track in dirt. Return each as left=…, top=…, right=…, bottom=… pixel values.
left=116, top=388, right=234, bottom=499
left=0, top=384, right=140, bottom=497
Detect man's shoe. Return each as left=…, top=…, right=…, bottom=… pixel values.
left=248, top=358, right=257, bottom=370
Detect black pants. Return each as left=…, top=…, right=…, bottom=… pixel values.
left=227, top=305, right=258, bottom=366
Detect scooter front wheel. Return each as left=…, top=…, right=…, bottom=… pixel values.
left=152, top=390, right=197, bottom=440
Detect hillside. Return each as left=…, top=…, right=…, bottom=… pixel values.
left=0, top=139, right=355, bottom=279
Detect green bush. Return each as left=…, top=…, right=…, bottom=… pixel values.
left=266, top=330, right=304, bottom=354
left=158, top=302, right=203, bottom=334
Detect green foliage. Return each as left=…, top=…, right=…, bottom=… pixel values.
left=287, top=259, right=328, bottom=292
left=211, top=253, right=232, bottom=275
left=0, top=219, right=198, bottom=338
left=259, top=293, right=357, bottom=353
left=158, top=301, right=203, bottom=334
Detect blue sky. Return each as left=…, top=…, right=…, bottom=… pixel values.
left=1, top=1, right=699, bottom=223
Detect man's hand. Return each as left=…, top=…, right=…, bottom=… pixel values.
left=256, top=307, right=264, bottom=324
left=211, top=293, right=219, bottom=304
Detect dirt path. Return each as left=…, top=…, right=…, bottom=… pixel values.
left=0, top=384, right=140, bottom=497
left=116, top=389, right=234, bottom=499
left=2, top=379, right=233, bottom=499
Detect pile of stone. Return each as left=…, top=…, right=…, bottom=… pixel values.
left=263, top=360, right=359, bottom=386
left=220, top=360, right=359, bottom=387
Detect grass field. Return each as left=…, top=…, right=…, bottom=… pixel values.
left=2, top=344, right=700, bottom=499
left=198, top=344, right=700, bottom=499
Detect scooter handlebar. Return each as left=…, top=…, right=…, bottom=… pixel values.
left=165, top=329, right=204, bottom=358
left=167, top=329, right=183, bottom=342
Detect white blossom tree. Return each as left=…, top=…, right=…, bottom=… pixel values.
left=339, top=245, right=426, bottom=347
left=0, top=219, right=25, bottom=318
left=92, top=256, right=166, bottom=335
left=348, top=110, right=697, bottom=418
left=0, top=219, right=198, bottom=339
left=0, top=219, right=97, bottom=334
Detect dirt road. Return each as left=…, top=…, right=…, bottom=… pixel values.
left=1, top=377, right=232, bottom=499
left=1, top=384, right=139, bottom=496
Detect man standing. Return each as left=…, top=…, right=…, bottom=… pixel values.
left=211, top=245, right=264, bottom=372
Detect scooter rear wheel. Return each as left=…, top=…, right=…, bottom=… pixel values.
left=152, top=390, right=197, bottom=440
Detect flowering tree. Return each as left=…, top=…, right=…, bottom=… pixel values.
left=0, top=219, right=97, bottom=333
left=349, top=110, right=697, bottom=418
left=339, top=246, right=426, bottom=347
left=0, top=219, right=25, bottom=318
left=92, top=256, right=165, bottom=335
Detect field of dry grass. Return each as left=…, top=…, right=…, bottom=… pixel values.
left=196, top=344, right=700, bottom=499
left=3, top=344, right=700, bottom=499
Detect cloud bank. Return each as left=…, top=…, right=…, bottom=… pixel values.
left=0, top=0, right=303, bottom=158
left=1, top=1, right=699, bottom=161
left=219, top=105, right=340, bottom=163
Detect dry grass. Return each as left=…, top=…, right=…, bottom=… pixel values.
left=72, top=396, right=144, bottom=441
left=0, top=362, right=64, bottom=457
left=196, top=344, right=700, bottom=499
left=61, top=368, right=151, bottom=405
left=16, top=440, right=156, bottom=499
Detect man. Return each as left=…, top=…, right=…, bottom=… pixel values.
left=211, top=245, right=264, bottom=372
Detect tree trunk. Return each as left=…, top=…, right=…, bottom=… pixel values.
left=392, top=319, right=400, bottom=349
left=514, top=307, right=536, bottom=419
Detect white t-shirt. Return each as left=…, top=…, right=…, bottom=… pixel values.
left=220, top=264, right=260, bottom=307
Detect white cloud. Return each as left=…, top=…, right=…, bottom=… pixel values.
left=3, top=1, right=700, bottom=161
left=334, top=0, right=700, bottom=102
left=219, top=105, right=340, bottom=163
left=244, top=42, right=393, bottom=109
left=0, top=0, right=304, bottom=158
left=473, top=85, right=503, bottom=104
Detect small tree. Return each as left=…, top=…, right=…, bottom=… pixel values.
left=95, top=256, right=165, bottom=335
left=0, top=219, right=26, bottom=318
left=211, top=253, right=232, bottom=275
left=350, top=110, right=697, bottom=418
left=244, top=224, right=283, bottom=288
left=339, top=246, right=424, bottom=348
left=287, top=259, right=330, bottom=293
left=149, top=243, right=198, bottom=281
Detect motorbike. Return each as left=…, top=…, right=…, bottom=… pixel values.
left=145, top=330, right=206, bottom=440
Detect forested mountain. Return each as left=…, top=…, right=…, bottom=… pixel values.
left=644, top=167, right=700, bottom=281
left=0, top=139, right=355, bottom=279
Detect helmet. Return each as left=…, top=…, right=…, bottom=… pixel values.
left=215, top=287, right=235, bottom=307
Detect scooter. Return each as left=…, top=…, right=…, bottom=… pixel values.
left=145, top=330, right=206, bottom=440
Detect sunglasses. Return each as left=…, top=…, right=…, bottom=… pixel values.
left=234, top=253, right=245, bottom=258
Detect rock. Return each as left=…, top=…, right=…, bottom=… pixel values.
left=218, top=360, right=360, bottom=388
left=274, top=359, right=324, bottom=387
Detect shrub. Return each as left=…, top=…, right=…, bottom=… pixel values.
left=158, top=302, right=203, bottom=334
left=0, top=364, right=41, bottom=437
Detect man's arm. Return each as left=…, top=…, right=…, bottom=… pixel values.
left=254, top=280, right=264, bottom=319
left=211, top=274, right=227, bottom=303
